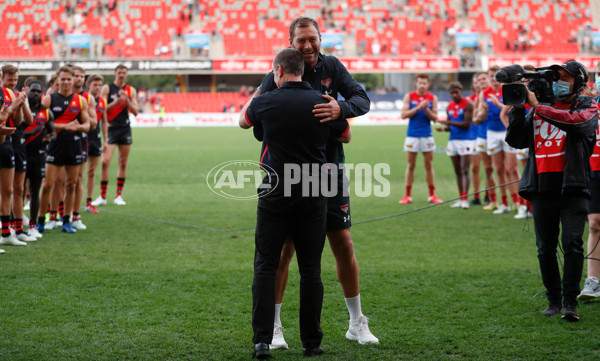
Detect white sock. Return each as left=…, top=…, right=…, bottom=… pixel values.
left=274, top=303, right=282, bottom=326
left=345, top=295, right=363, bottom=324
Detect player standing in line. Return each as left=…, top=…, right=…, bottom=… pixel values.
left=472, top=72, right=498, bottom=208
left=70, top=66, right=98, bottom=229
left=477, top=65, right=520, bottom=214
left=84, top=74, right=106, bottom=214
left=38, top=66, right=90, bottom=234
left=1, top=65, right=36, bottom=242
left=436, top=81, right=475, bottom=209
left=467, top=74, right=483, bottom=205
left=250, top=17, right=377, bottom=349
left=92, top=64, right=138, bottom=207
left=398, top=73, right=443, bottom=204
left=0, top=67, right=26, bottom=249
left=0, top=68, right=27, bottom=246
left=23, top=77, right=54, bottom=239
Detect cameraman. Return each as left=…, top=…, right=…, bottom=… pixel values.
left=506, top=61, right=598, bottom=322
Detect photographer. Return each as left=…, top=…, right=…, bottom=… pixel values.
left=506, top=61, right=599, bottom=322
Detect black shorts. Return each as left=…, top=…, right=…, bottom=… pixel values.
left=589, top=176, right=600, bottom=214
left=13, top=142, right=27, bottom=172
left=0, top=141, right=15, bottom=169
left=108, top=126, right=132, bottom=145
left=26, top=149, right=46, bottom=179
left=88, top=132, right=102, bottom=157
left=326, top=172, right=351, bottom=232
left=46, top=138, right=83, bottom=166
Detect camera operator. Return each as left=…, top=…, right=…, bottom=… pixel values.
left=506, top=61, right=599, bottom=322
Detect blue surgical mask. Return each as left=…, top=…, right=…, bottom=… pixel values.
left=595, top=77, right=600, bottom=91
left=552, top=80, right=572, bottom=98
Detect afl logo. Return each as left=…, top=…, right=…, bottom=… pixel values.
left=206, top=160, right=278, bottom=200
left=52, top=106, right=62, bottom=112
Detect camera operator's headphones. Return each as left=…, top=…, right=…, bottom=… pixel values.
left=569, top=61, right=589, bottom=93
left=551, top=61, right=589, bottom=95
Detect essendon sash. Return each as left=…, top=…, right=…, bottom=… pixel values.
left=107, top=83, right=132, bottom=126
left=51, top=92, right=83, bottom=136
left=25, top=108, right=49, bottom=145
left=95, top=96, right=106, bottom=122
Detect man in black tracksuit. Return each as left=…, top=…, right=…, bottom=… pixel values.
left=252, top=16, right=379, bottom=349
left=239, top=48, right=351, bottom=359
left=506, top=61, right=599, bottom=322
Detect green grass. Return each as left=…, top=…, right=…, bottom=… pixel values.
left=2, top=126, right=600, bottom=360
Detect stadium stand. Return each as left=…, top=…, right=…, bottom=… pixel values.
left=0, top=0, right=593, bottom=60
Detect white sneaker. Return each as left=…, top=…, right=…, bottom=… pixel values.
left=493, top=204, right=511, bottom=215
left=578, top=277, right=600, bottom=301
left=269, top=324, right=289, bottom=350
left=45, top=220, right=57, bottom=230
left=23, top=200, right=30, bottom=211
left=27, top=228, right=43, bottom=239
left=450, top=200, right=462, bottom=208
left=346, top=315, right=379, bottom=345
left=113, top=195, right=126, bottom=206
left=0, top=235, right=27, bottom=246
left=461, top=200, right=470, bottom=209
left=92, top=196, right=107, bottom=206
left=16, top=233, right=37, bottom=242
left=514, top=205, right=528, bottom=219
left=72, top=220, right=87, bottom=230
left=56, top=219, right=63, bottom=227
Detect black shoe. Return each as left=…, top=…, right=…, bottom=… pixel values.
left=303, top=346, right=324, bottom=357
left=561, top=305, right=580, bottom=322
left=542, top=304, right=561, bottom=317
left=469, top=198, right=482, bottom=206
left=252, top=343, right=270, bottom=359
left=484, top=196, right=491, bottom=205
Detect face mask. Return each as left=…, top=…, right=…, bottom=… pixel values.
left=595, top=77, right=600, bottom=92
left=552, top=80, right=572, bottom=98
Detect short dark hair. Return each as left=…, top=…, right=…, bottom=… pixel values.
left=86, top=74, right=104, bottom=86
left=57, top=65, right=74, bottom=76
left=448, top=81, right=463, bottom=91
left=289, top=16, right=320, bottom=41
left=72, top=65, right=85, bottom=74
left=115, top=64, right=128, bottom=72
left=1, top=64, right=18, bottom=77
left=415, top=73, right=430, bottom=82
left=273, top=48, right=304, bottom=76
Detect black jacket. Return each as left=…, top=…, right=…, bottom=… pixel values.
left=506, top=95, right=598, bottom=199
left=253, top=53, right=370, bottom=167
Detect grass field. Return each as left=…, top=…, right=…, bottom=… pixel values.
left=2, top=126, right=600, bottom=361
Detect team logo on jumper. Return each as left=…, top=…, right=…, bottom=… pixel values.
left=340, top=204, right=349, bottom=214
left=321, top=78, right=332, bottom=88
left=207, top=160, right=278, bottom=200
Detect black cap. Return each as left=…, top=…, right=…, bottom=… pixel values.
left=549, top=61, right=588, bottom=82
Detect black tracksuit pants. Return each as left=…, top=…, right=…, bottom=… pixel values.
left=531, top=193, right=588, bottom=306
left=252, top=191, right=327, bottom=349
